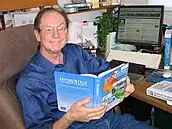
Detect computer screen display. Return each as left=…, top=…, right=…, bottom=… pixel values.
left=116, top=5, right=164, bottom=46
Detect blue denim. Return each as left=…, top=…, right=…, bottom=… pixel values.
left=80, top=113, right=155, bottom=129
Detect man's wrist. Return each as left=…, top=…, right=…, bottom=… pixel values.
left=53, top=113, right=74, bottom=129
left=64, top=112, right=75, bottom=124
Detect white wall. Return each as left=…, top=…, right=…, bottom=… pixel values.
left=121, top=0, right=148, bottom=4
left=67, top=10, right=105, bottom=22
left=149, top=0, right=172, bottom=6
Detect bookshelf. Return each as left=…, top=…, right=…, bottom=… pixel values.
left=0, top=1, right=118, bottom=30
left=67, top=5, right=119, bottom=14
left=0, top=1, right=118, bottom=13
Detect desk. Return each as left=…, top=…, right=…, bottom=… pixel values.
left=131, top=81, right=172, bottom=114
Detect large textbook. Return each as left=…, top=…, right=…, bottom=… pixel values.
left=54, top=63, right=129, bottom=112
left=146, top=81, right=172, bottom=106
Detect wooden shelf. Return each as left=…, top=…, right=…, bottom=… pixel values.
left=0, top=1, right=119, bottom=13
left=0, top=0, right=57, bottom=12
left=67, top=5, right=119, bottom=14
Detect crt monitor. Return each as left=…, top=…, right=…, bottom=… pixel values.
left=116, top=5, right=164, bottom=47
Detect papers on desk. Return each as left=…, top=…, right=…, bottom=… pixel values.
left=13, top=11, right=38, bottom=27
left=67, top=22, right=82, bottom=43
left=146, top=81, right=172, bottom=106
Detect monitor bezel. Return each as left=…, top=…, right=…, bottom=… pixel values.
left=116, top=5, right=164, bottom=47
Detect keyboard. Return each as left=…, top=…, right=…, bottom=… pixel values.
left=106, top=50, right=162, bottom=69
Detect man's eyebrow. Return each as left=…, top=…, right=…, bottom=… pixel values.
left=58, top=23, right=66, bottom=26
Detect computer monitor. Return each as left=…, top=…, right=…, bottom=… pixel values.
left=116, top=5, right=164, bottom=47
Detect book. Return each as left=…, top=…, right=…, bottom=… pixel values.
left=64, top=3, right=92, bottom=8
left=146, top=81, right=172, bottom=106
left=54, top=63, right=129, bottom=112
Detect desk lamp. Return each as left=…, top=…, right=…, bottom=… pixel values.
left=163, top=25, right=172, bottom=78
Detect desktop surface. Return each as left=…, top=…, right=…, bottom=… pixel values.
left=132, top=81, right=172, bottom=114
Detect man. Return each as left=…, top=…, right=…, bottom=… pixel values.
left=16, top=8, right=155, bottom=129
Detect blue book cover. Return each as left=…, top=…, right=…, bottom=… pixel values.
left=54, top=63, right=129, bottom=112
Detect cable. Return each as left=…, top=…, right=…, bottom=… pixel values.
left=137, top=44, right=164, bottom=54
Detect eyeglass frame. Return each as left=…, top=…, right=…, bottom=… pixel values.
left=38, top=23, right=67, bottom=36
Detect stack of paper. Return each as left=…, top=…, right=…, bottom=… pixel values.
left=146, top=81, right=172, bottom=106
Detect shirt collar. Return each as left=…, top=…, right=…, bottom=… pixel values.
left=34, top=45, right=68, bottom=71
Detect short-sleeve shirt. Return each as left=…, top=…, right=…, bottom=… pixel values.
left=16, top=44, right=111, bottom=129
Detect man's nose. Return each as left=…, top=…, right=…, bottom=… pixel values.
left=52, top=28, right=60, bottom=38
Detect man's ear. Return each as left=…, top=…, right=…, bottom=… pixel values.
left=34, top=29, right=41, bottom=42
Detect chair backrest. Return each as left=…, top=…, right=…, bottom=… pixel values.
left=0, top=25, right=38, bottom=129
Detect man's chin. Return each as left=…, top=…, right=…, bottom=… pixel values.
left=51, top=49, right=61, bottom=54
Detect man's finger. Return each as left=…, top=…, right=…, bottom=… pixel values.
left=77, top=97, right=92, bottom=106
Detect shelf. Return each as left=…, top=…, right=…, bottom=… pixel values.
left=0, top=0, right=57, bottom=12
left=67, top=5, right=119, bottom=14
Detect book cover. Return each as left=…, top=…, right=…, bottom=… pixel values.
left=146, top=81, right=172, bottom=105
left=54, top=63, right=129, bottom=112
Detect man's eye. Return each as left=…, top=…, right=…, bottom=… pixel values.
left=58, top=26, right=64, bottom=31
left=46, top=28, right=53, bottom=32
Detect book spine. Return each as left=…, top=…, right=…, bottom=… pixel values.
left=147, top=88, right=172, bottom=102
left=146, top=81, right=172, bottom=102
left=147, top=88, right=165, bottom=100
left=94, top=78, right=101, bottom=107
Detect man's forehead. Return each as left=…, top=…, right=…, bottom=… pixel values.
left=40, top=11, right=65, bottom=25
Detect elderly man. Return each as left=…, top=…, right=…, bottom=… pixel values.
left=16, top=7, right=155, bottom=129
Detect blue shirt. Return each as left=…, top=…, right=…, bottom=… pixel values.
left=16, top=44, right=111, bottom=129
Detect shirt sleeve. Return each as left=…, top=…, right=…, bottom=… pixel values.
left=29, top=122, right=54, bottom=129
left=81, top=48, right=111, bottom=75
left=16, top=77, right=55, bottom=129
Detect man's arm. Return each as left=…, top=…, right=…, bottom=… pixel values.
left=16, top=77, right=73, bottom=129
left=17, top=77, right=107, bottom=129
left=29, top=115, right=72, bottom=129
left=80, top=48, right=110, bottom=75
left=53, top=98, right=107, bottom=129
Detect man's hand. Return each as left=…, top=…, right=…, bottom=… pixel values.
left=65, top=98, right=108, bottom=123
left=124, top=77, right=135, bottom=97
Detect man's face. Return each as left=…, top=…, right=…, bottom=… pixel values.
left=34, top=11, right=68, bottom=54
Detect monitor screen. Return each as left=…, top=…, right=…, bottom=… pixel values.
left=116, top=5, right=164, bottom=46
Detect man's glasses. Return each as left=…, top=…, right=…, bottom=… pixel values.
left=39, top=24, right=67, bottom=36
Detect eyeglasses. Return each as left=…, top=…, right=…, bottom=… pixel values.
left=39, top=24, right=67, bottom=36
